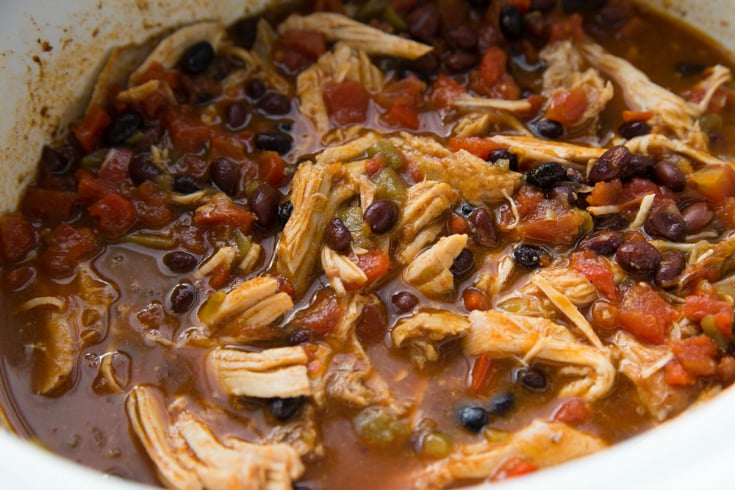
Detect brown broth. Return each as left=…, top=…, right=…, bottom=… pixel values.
left=1, top=2, right=735, bottom=489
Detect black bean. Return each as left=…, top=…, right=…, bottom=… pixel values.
left=269, top=397, right=305, bottom=421
left=588, top=145, right=632, bottom=184
left=392, top=291, right=419, bottom=314
left=229, top=16, right=258, bottom=49
left=487, top=148, right=518, bottom=170
left=163, top=251, right=198, bottom=273
left=655, top=250, right=686, bottom=287
left=325, top=217, right=352, bottom=252
left=173, top=174, right=206, bottom=194
left=548, top=185, right=575, bottom=206
left=578, top=230, right=624, bottom=256
left=446, top=26, right=477, bottom=50
left=645, top=201, right=687, bottom=242
left=257, top=92, right=291, bottom=115
left=364, top=199, right=399, bottom=234
left=534, top=119, right=564, bottom=139
left=653, top=160, right=686, bottom=192
left=288, top=328, right=313, bottom=345
left=254, top=131, right=293, bottom=154
left=566, top=167, right=586, bottom=184
left=451, top=248, right=475, bottom=276
left=488, top=392, right=515, bottom=417
left=623, top=154, right=655, bottom=179
left=500, top=5, right=525, bottom=40
left=513, top=244, right=547, bottom=268
left=596, top=5, right=630, bottom=26
left=250, top=183, right=280, bottom=227
left=682, top=202, right=713, bottom=234
left=169, top=283, right=197, bottom=313
left=457, top=405, right=489, bottom=433
left=616, top=239, right=662, bottom=275
left=224, top=102, right=249, bottom=129
left=594, top=213, right=628, bottom=231
left=562, top=0, right=605, bottom=12
left=40, top=145, right=69, bottom=174
left=179, top=41, right=215, bottom=74
left=104, top=111, right=143, bottom=146
left=445, top=52, right=478, bottom=73
left=129, top=154, right=162, bottom=186
left=469, top=208, right=498, bottom=248
left=619, top=120, right=651, bottom=139
left=530, top=0, right=556, bottom=12
left=407, top=4, right=440, bottom=43
left=518, top=368, right=548, bottom=391
left=458, top=203, right=475, bottom=218
left=406, top=52, right=440, bottom=76
left=675, top=62, right=706, bottom=76
left=245, top=78, right=267, bottom=100
left=526, top=162, right=566, bottom=189
left=210, top=157, right=240, bottom=196
left=277, top=201, right=293, bottom=229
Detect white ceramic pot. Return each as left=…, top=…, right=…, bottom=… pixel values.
left=0, top=1, right=733, bottom=489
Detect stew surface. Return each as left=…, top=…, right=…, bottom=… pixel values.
left=2, top=1, right=735, bottom=489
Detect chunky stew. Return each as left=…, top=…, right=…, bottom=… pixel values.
left=2, top=0, right=735, bottom=489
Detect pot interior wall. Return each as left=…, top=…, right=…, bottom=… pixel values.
left=0, top=0, right=278, bottom=213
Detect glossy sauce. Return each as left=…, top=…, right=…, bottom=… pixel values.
left=0, top=2, right=733, bottom=489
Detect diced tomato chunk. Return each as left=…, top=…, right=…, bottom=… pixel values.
left=572, top=250, right=617, bottom=300
left=210, top=133, right=246, bottom=162
left=671, top=335, right=719, bottom=377
left=552, top=398, right=590, bottom=425
left=164, top=106, right=211, bottom=153
left=88, top=193, right=137, bottom=236
left=587, top=180, right=624, bottom=207
left=19, top=187, right=78, bottom=225
left=132, top=181, right=174, bottom=228
left=684, top=295, right=734, bottom=339
left=39, top=223, right=97, bottom=276
left=622, top=110, right=654, bottom=123
left=448, top=212, right=469, bottom=235
left=463, top=288, right=489, bottom=312
left=448, top=137, right=505, bottom=160
left=377, top=75, right=425, bottom=129
left=76, top=169, right=115, bottom=204
left=690, top=165, right=735, bottom=203
left=469, top=353, right=493, bottom=393
left=323, top=80, right=370, bottom=125
left=208, top=262, right=230, bottom=289
left=617, top=283, right=680, bottom=344
left=259, top=151, right=286, bottom=186
left=549, top=13, right=584, bottom=42
left=428, top=74, right=466, bottom=110
left=0, top=214, right=36, bottom=263
left=74, top=105, right=111, bottom=153
left=290, top=289, right=341, bottom=335
left=516, top=196, right=587, bottom=245
left=97, top=148, right=133, bottom=183
left=545, top=87, right=588, bottom=126
left=194, top=195, right=256, bottom=232
left=480, top=47, right=507, bottom=87
left=280, top=30, right=327, bottom=60
left=387, top=103, right=420, bottom=130
left=475, top=47, right=520, bottom=100
left=365, top=156, right=386, bottom=177
left=664, top=358, right=696, bottom=386
left=491, top=457, right=538, bottom=482
left=353, top=250, right=390, bottom=286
